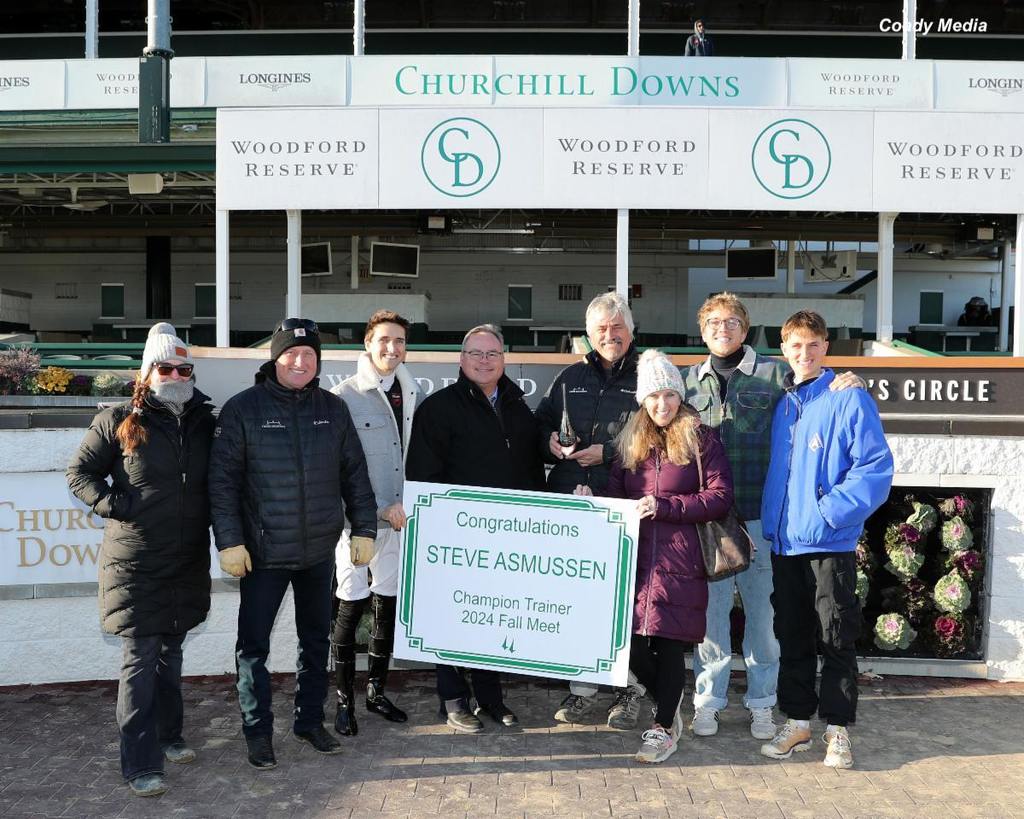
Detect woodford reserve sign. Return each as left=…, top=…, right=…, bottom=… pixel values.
left=395, top=481, right=640, bottom=685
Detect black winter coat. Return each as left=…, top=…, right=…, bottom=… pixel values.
left=406, top=372, right=545, bottom=491
left=208, top=363, right=377, bottom=570
left=66, top=391, right=215, bottom=637
left=534, top=345, right=639, bottom=494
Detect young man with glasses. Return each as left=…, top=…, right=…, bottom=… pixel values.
left=209, top=318, right=378, bottom=769
left=682, top=293, right=862, bottom=743
left=535, top=292, right=647, bottom=729
left=406, top=324, right=545, bottom=733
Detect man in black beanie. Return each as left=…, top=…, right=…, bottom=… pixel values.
left=209, top=318, right=378, bottom=769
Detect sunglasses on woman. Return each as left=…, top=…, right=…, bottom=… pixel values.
left=154, top=363, right=194, bottom=377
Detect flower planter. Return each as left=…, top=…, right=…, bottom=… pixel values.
left=0, top=395, right=112, bottom=409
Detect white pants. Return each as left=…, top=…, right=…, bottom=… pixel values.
left=335, top=527, right=401, bottom=600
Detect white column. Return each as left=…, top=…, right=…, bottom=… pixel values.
left=786, top=239, right=797, bottom=294
left=351, top=236, right=360, bottom=290
left=215, top=209, right=230, bottom=347
left=999, top=236, right=1012, bottom=352
left=902, top=0, right=917, bottom=59
left=1015, top=215, right=1024, bottom=356
left=85, top=0, right=99, bottom=58
left=616, top=210, right=629, bottom=297
left=617, top=0, right=639, bottom=300
left=286, top=210, right=302, bottom=318
left=876, top=212, right=898, bottom=343
left=627, top=0, right=640, bottom=57
left=353, top=0, right=365, bottom=56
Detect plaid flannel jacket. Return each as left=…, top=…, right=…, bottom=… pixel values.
left=682, top=345, right=789, bottom=522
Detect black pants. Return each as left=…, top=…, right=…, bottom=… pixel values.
left=116, top=633, right=185, bottom=781
left=235, top=557, right=334, bottom=738
left=629, top=635, right=690, bottom=728
left=436, top=665, right=503, bottom=714
left=771, top=551, right=860, bottom=727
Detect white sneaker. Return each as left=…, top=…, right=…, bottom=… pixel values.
left=635, top=724, right=678, bottom=764
left=823, top=727, right=854, bottom=769
left=748, top=706, right=777, bottom=740
left=690, top=706, right=720, bottom=737
left=760, top=720, right=812, bottom=760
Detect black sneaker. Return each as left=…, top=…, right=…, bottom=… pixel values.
left=475, top=703, right=519, bottom=728
left=294, top=724, right=343, bottom=755
left=245, top=735, right=277, bottom=770
left=446, top=708, right=484, bottom=733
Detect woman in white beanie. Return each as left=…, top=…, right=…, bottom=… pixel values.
left=577, top=349, right=735, bottom=763
left=67, top=323, right=215, bottom=798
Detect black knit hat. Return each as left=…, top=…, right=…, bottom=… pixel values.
left=270, top=318, right=322, bottom=368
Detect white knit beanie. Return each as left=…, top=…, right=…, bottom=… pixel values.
left=635, top=348, right=685, bottom=404
left=141, top=322, right=192, bottom=380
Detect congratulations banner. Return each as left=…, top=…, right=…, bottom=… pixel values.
left=396, top=481, right=640, bottom=685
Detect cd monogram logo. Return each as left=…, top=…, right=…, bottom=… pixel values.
left=421, top=117, right=501, bottom=197
left=751, top=118, right=831, bottom=199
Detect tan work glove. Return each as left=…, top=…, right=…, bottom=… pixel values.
left=350, top=535, right=376, bottom=568
left=219, top=544, right=252, bottom=578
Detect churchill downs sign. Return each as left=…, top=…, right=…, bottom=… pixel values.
left=0, top=473, right=104, bottom=584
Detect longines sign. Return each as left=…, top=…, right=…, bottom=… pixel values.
left=6, top=56, right=1024, bottom=113
left=216, top=106, right=1024, bottom=213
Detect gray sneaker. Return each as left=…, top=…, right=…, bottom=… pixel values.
left=607, top=686, right=642, bottom=730
left=128, top=773, right=167, bottom=798
left=554, top=693, right=598, bottom=724
left=162, top=742, right=196, bottom=764
left=635, top=724, right=678, bottom=764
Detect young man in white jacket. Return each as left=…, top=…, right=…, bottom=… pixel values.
left=330, top=310, right=421, bottom=736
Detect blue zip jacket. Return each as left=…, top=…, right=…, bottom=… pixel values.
left=761, top=368, right=893, bottom=556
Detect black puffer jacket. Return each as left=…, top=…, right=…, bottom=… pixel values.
left=208, top=362, right=377, bottom=570
left=407, top=372, right=544, bottom=491
left=534, top=345, right=639, bottom=494
left=66, top=391, right=215, bottom=637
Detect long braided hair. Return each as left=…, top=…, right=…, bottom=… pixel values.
left=115, top=372, right=151, bottom=455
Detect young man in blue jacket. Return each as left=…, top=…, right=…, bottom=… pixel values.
left=759, top=311, right=893, bottom=769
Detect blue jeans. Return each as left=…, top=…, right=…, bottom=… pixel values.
left=116, top=633, right=186, bottom=781
left=692, top=519, right=780, bottom=711
left=235, top=557, right=334, bottom=738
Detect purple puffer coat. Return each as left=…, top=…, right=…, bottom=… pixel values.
left=604, top=425, right=734, bottom=643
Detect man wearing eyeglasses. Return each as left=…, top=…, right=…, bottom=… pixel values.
left=406, top=324, right=545, bottom=733
left=209, top=318, right=378, bottom=769
left=682, top=293, right=862, bottom=744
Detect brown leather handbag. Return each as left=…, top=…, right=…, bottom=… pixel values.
left=694, top=444, right=754, bottom=582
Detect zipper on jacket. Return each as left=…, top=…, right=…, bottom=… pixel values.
left=176, top=416, right=186, bottom=556
left=290, top=394, right=308, bottom=555
left=775, top=392, right=801, bottom=555
left=641, top=452, right=661, bottom=637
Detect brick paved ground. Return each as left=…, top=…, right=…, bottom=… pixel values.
left=1, top=671, right=1023, bottom=818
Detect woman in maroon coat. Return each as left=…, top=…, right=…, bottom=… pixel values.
left=578, top=349, right=734, bottom=763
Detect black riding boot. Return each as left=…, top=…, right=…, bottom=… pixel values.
left=366, top=594, right=408, bottom=723
left=332, top=598, right=365, bottom=737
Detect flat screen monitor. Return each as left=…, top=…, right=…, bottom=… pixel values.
left=726, top=247, right=778, bottom=280
left=301, top=242, right=332, bottom=277
left=370, top=242, right=420, bottom=278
